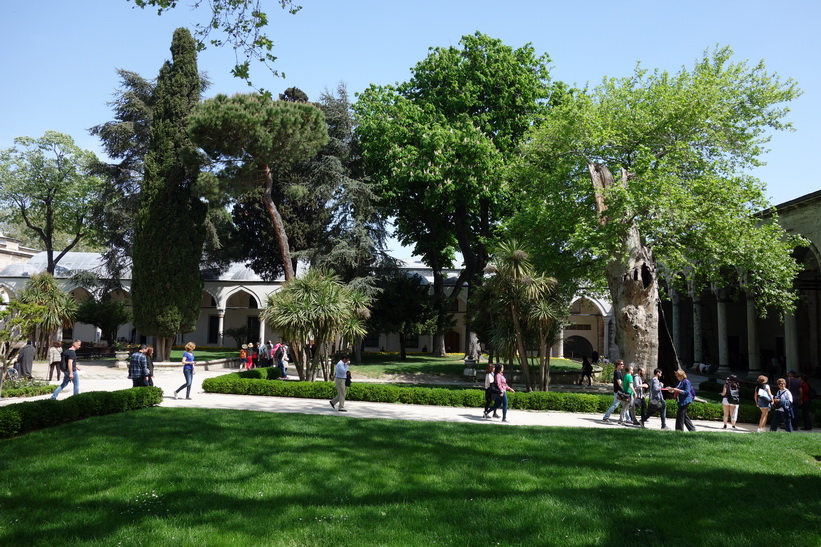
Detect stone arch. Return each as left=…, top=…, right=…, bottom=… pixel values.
left=564, top=335, right=594, bottom=360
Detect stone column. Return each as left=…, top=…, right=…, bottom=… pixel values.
left=556, top=328, right=564, bottom=358
left=784, top=310, right=799, bottom=373
left=671, top=288, right=682, bottom=363
left=217, top=308, right=225, bottom=347
left=692, top=294, right=703, bottom=365
left=715, top=288, right=731, bottom=376
left=746, top=295, right=762, bottom=376
left=258, top=319, right=265, bottom=344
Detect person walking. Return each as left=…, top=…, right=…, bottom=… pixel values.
left=50, top=339, right=82, bottom=399
left=127, top=344, right=150, bottom=387
left=631, top=367, right=648, bottom=425
left=482, top=363, right=498, bottom=419
left=488, top=364, right=515, bottom=422
left=173, top=342, right=196, bottom=400
left=16, top=340, right=35, bottom=379
left=754, top=375, right=773, bottom=432
left=46, top=341, right=63, bottom=382
left=146, top=346, right=155, bottom=386
left=769, top=378, right=794, bottom=432
left=619, top=364, right=636, bottom=425
left=721, top=374, right=741, bottom=429
left=330, top=355, right=351, bottom=412
left=669, top=369, right=696, bottom=432
left=798, top=374, right=814, bottom=430
left=602, top=360, right=626, bottom=423
left=786, top=370, right=801, bottom=430
left=579, top=356, right=593, bottom=386
left=640, top=368, right=668, bottom=430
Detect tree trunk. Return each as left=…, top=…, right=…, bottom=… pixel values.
left=465, top=331, right=481, bottom=361
left=433, top=334, right=446, bottom=356
left=510, top=303, right=533, bottom=391
left=399, top=332, right=407, bottom=360
left=261, top=164, right=295, bottom=281
left=590, top=162, right=660, bottom=372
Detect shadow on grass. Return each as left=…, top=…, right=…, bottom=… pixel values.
left=1, top=409, right=819, bottom=545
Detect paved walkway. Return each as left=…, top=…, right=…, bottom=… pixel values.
left=2, top=361, right=815, bottom=435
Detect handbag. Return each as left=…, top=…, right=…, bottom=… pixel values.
left=647, top=398, right=663, bottom=413
left=757, top=387, right=771, bottom=401
left=345, top=371, right=352, bottom=387
left=616, top=391, right=632, bottom=403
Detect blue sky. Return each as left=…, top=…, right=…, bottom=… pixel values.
left=2, top=1, right=819, bottom=258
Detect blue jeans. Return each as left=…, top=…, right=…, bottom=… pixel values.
left=51, top=372, right=80, bottom=398
left=278, top=360, right=287, bottom=378
left=770, top=409, right=793, bottom=432
left=603, top=393, right=622, bottom=420
left=490, top=393, right=509, bottom=420
left=175, top=368, right=193, bottom=398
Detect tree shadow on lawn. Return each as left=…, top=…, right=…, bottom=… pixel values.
left=1, top=410, right=819, bottom=545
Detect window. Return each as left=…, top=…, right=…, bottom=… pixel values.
left=565, top=323, right=592, bottom=331
left=406, top=334, right=419, bottom=348
left=363, top=332, right=380, bottom=348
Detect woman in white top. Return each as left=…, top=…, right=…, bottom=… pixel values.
left=47, top=342, right=63, bottom=382
left=483, top=363, right=498, bottom=419
left=769, top=377, right=794, bottom=432
left=720, top=374, right=741, bottom=429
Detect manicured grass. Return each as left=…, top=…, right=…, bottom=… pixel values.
left=1, top=409, right=819, bottom=545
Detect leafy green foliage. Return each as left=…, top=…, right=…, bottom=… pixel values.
left=132, top=28, right=207, bottom=349
left=366, top=271, right=438, bottom=360
left=189, top=91, right=328, bottom=280
left=18, top=272, right=77, bottom=357
left=260, top=269, right=370, bottom=380
left=0, top=300, right=47, bottom=395
left=75, top=298, right=131, bottom=345
left=0, top=131, right=105, bottom=273
left=128, top=0, right=301, bottom=90
left=0, top=386, right=162, bottom=438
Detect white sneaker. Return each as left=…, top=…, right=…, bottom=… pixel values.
left=173, top=391, right=177, bottom=400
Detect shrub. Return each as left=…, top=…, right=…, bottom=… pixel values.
left=0, top=387, right=163, bottom=439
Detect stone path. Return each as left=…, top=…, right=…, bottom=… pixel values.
left=1, top=361, right=815, bottom=434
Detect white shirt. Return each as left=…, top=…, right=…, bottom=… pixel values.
left=335, top=360, right=349, bottom=379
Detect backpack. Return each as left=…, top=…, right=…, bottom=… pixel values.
left=689, top=383, right=696, bottom=399
left=59, top=352, right=69, bottom=373
left=727, top=387, right=740, bottom=405
left=239, top=349, right=247, bottom=359
left=274, top=346, right=284, bottom=361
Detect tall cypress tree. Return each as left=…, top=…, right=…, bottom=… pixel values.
left=132, top=28, right=207, bottom=361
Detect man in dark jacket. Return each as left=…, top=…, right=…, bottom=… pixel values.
left=16, top=340, right=36, bottom=379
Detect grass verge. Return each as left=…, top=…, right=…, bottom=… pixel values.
left=1, top=408, right=818, bottom=546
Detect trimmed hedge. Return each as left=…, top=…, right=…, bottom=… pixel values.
left=1, top=383, right=56, bottom=398
left=0, top=387, right=163, bottom=439
left=203, top=371, right=821, bottom=427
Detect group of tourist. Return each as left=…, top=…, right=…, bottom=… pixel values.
left=239, top=341, right=290, bottom=379
left=482, top=363, right=516, bottom=422
left=752, top=371, right=814, bottom=432
left=126, top=341, right=195, bottom=399
left=599, top=358, right=815, bottom=432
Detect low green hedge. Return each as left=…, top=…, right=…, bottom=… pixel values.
left=1, top=383, right=56, bottom=398
left=0, top=387, right=163, bottom=439
left=203, top=371, right=821, bottom=427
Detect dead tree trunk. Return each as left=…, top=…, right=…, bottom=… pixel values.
left=590, top=163, right=660, bottom=371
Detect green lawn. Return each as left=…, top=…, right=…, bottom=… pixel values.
left=1, top=408, right=818, bottom=546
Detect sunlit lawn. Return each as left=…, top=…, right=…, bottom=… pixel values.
left=2, top=408, right=818, bottom=546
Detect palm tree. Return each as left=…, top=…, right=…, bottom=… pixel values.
left=479, top=240, right=558, bottom=391
left=261, top=269, right=371, bottom=381
left=18, top=272, right=77, bottom=358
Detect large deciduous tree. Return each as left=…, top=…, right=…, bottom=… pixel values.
left=355, top=32, right=555, bottom=358
left=132, top=28, right=208, bottom=361
left=188, top=92, right=328, bottom=280
left=515, top=47, right=803, bottom=379
left=0, top=132, right=104, bottom=274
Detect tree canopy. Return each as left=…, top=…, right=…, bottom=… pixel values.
left=512, top=46, right=803, bottom=371
left=355, top=32, right=556, bottom=356
left=132, top=27, right=208, bottom=361
left=189, top=92, right=328, bottom=280
left=0, top=131, right=104, bottom=273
